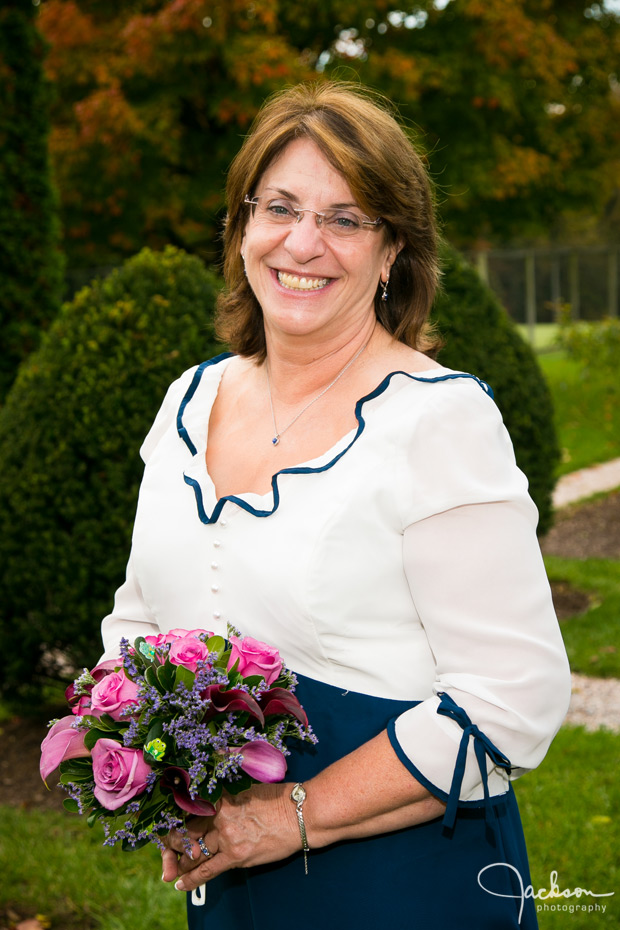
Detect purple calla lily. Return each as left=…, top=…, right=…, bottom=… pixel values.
left=236, top=741, right=287, bottom=782
left=259, top=688, right=309, bottom=727
left=160, top=766, right=217, bottom=815
left=202, top=685, right=265, bottom=726
left=40, top=715, right=91, bottom=784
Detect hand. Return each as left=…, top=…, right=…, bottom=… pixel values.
left=162, top=783, right=301, bottom=892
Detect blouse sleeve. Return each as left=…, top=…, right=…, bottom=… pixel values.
left=387, top=378, right=571, bottom=819
left=99, top=365, right=198, bottom=660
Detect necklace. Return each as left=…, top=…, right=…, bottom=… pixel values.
left=265, top=334, right=372, bottom=446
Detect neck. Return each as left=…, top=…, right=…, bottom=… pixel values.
left=262, top=317, right=379, bottom=402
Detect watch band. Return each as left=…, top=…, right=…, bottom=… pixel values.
left=290, top=782, right=310, bottom=874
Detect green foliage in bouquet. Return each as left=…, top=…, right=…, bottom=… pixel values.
left=432, top=243, right=559, bottom=536
left=0, top=1, right=64, bottom=400
left=0, top=247, right=222, bottom=699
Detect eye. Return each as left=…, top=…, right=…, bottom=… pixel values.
left=266, top=199, right=296, bottom=219
left=327, top=211, right=363, bottom=230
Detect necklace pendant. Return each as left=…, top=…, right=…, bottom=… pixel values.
left=272, top=436, right=280, bottom=446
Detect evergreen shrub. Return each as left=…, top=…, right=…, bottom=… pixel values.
left=0, top=2, right=64, bottom=400
left=0, top=247, right=222, bottom=699
left=432, top=243, right=559, bottom=536
left=0, top=243, right=559, bottom=699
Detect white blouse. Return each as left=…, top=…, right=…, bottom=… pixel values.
left=101, top=353, right=571, bottom=808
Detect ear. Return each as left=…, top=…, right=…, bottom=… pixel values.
left=381, top=236, right=403, bottom=280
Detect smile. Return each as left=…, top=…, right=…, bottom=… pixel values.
left=277, top=271, right=331, bottom=291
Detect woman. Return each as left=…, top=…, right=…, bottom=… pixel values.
left=100, top=82, right=570, bottom=928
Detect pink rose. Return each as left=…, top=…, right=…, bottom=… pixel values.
left=66, top=659, right=120, bottom=715
left=144, top=629, right=212, bottom=648
left=40, top=716, right=91, bottom=784
left=228, top=636, right=283, bottom=685
left=168, top=635, right=210, bottom=672
left=90, top=670, right=140, bottom=721
left=91, top=739, right=152, bottom=811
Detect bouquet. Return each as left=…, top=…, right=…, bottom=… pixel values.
left=40, top=627, right=316, bottom=850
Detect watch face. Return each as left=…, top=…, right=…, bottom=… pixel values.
left=291, top=783, right=307, bottom=804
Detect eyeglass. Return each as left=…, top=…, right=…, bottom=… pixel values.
left=243, top=195, right=382, bottom=238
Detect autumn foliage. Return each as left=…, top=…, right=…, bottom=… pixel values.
left=37, top=0, right=620, bottom=267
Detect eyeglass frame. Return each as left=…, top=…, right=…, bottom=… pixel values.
left=243, top=194, right=383, bottom=234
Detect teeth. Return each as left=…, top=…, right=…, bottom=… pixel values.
left=278, top=271, right=330, bottom=291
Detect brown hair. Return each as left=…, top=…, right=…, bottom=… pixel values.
left=215, top=81, right=440, bottom=360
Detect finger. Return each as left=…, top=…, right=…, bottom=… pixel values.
left=174, top=853, right=229, bottom=892
left=177, top=832, right=219, bottom=875
left=161, top=847, right=179, bottom=883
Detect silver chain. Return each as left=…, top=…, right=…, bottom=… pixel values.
left=265, top=335, right=372, bottom=446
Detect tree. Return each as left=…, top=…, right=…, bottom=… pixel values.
left=0, top=246, right=222, bottom=700
left=323, top=0, right=620, bottom=244
left=0, top=0, right=64, bottom=399
left=37, top=1, right=620, bottom=265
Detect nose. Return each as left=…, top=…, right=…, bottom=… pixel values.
left=283, top=210, right=327, bottom=263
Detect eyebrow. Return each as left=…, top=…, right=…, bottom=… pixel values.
left=262, top=186, right=359, bottom=210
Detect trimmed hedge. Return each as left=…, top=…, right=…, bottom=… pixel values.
left=432, top=243, right=559, bottom=535
left=0, top=244, right=558, bottom=699
left=0, top=247, right=222, bottom=699
left=0, top=2, right=64, bottom=400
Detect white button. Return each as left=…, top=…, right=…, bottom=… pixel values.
left=213, top=540, right=221, bottom=548
left=219, top=519, right=227, bottom=527
left=211, top=561, right=219, bottom=570
left=211, top=584, right=219, bottom=593
left=213, top=610, right=221, bottom=619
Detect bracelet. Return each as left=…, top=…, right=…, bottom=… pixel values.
left=290, top=782, right=310, bottom=875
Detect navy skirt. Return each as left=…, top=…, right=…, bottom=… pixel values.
left=187, top=674, right=537, bottom=929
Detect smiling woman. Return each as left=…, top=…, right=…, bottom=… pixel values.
left=99, top=82, right=570, bottom=930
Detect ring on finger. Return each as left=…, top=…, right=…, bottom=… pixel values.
left=197, top=836, right=212, bottom=859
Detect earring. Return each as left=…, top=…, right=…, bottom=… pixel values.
left=241, top=253, right=247, bottom=277
left=381, top=270, right=390, bottom=302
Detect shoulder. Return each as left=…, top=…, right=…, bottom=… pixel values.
left=140, top=353, right=234, bottom=462
left=390, top=369, right=531, bottom=525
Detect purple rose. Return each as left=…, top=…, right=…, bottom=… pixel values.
left=168, top=635, right=210, bottom=672
left=90, top=670, right=140, bottom=721
left=228, top=636, right=283, bottom=685
left=91, top=739, right=152, bottom=811
left=40, top=716, right=91, bottom=784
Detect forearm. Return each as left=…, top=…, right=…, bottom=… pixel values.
left=303, top=729, right=446, bottom=847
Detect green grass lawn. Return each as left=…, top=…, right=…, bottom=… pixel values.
left=2, top=725, right=618, bottom=929
left=516, top=725, right=619, bottom=929
left=536, top=350, right=620, bottom=477
left=546, top=556, right=620, bottom=678
left=0, top=805, right=185, bottom=929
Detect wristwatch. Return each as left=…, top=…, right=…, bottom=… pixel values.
left=290, top=782, right=310, bottom=874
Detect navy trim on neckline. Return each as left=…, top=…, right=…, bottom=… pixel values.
left=177, top=355, right=493, bottom=524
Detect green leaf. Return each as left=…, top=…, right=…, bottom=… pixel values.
left=156, top=661, right=176, bottom=692
left=174, top=665, right=196, bottom=689
left=225, top=775, right=252, bottom=796
left=206, top=634, right=226, bottom=658
left=84, top=728, right=122, bottom=751
left=145, top=664, right=163, bottom=692
left=63, top=798, right=80, bottom=813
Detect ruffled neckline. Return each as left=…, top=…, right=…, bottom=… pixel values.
left=178, top=352, right=492, bottom=524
